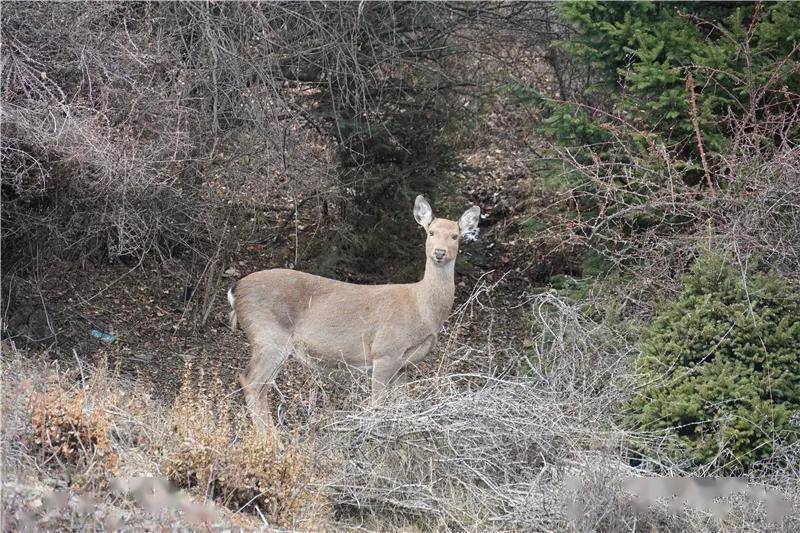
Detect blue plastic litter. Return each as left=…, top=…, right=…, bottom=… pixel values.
left=90, top=329, right=118, bottom=344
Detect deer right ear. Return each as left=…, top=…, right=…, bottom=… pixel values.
left=413, top=195, right=433, bottom=228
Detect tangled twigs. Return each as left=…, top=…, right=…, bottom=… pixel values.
left=686, top=71, right=714, bottom=194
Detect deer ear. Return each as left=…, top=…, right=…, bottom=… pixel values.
left=458, top=206, right=481, bottom=241
left=413, top=195, right=433, bottom=227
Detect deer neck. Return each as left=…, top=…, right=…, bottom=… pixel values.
left=416, top=258, right=456, bottom=328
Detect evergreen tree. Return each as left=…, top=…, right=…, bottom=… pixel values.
left=627, top=254, right=800, bottom=473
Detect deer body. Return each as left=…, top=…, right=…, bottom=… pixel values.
left=229, top=196, right=480, bottom=427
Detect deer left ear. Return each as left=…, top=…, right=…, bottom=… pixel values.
left=458, top=206, right=481, bottom=241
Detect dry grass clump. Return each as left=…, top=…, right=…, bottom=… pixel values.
left=3, top=349, right=321, bottom=529
left=14, top=355, right=151, bottom=490
left=160, top=363, right=322, bottom=528
left=2, top=349, right=198, bottom=530
left=217, top=426, right=314, bottom=528
left=28, top=385, right=117, bottom=479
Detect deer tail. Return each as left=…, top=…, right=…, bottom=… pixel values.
left=227, top=282, right=238, bottom=331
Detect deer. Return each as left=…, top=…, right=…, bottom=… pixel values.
left=228, top=195, right=481, bottom=428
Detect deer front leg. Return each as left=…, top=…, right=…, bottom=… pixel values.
left=370, top=335, right=435, bottom=401
left=392, top=370, right=408, bottom=388
left=371, top=355, right=403, bottom=402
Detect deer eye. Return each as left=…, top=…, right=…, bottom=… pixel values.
left=428, top=231, right=434, bottom=236
left=451, top=234, right=458, bottom=240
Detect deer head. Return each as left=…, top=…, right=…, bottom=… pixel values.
left=413, top=195, right=481, bottom=266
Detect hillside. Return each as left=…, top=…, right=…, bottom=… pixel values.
left=3, top=2, right=799, bottom=531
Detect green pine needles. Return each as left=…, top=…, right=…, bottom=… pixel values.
left=627, top=253, right=800, bottom=474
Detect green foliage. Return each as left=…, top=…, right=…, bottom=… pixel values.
left=626, top=254, right=800, bottom=473
left=515, top=2, right=799, bottom=276
left=557, top=1, right=800, bottom=157
left=519, top=1, right=800, bottom=195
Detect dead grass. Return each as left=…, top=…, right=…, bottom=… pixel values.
left=28, top=384, right=118, bottom=484
left=3, top=289, right=798, bottom=531
left=5, top=354, right=153, bottom=492
left=1, top=348, right=324, bottom=530
left=161, top=363, right=325, bottom=529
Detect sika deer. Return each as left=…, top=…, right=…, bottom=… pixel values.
left=228, top=195, right=480, bottom=427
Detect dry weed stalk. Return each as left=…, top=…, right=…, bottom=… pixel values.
left=29, top=387, right=117, bottom=478
left=160, top=362, right=322, bottom=528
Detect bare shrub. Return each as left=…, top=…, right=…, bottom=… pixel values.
left=326, top=375, right=622, bottom=529
left=528, top=78, right=800, bottom=305
left=322, top=291, right=631, bottom=529
left=2, top=3, right=210, bottom=262
left=320, top=291, right=799, bottom=530
left=1, top=2, right=559, bottom=281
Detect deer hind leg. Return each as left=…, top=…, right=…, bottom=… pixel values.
left=239, top=332, right=291, bottom=432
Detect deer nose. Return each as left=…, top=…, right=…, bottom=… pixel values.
left=434, top=249, right=446, bottom=260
